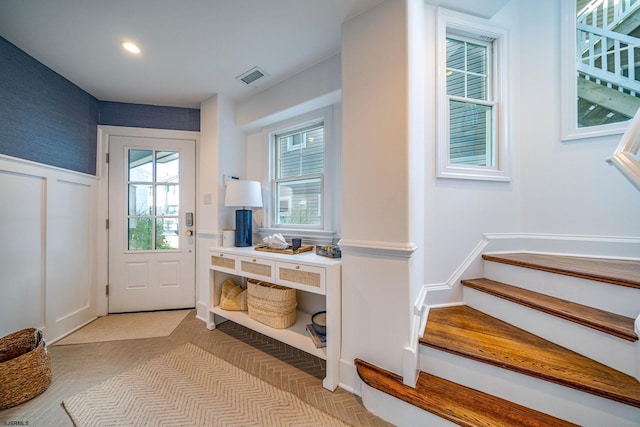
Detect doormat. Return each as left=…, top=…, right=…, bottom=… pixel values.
left=54, top=310, right=191, bottom=345
left=62, top=342, right=348, bottom=426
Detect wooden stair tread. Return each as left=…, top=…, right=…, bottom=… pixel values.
left=355, top=358, right=578, bottom=427
left=462, top=278, right=638, bottom=341
left=420, top=305, right=640, bottom=408
left=482, top=253, right=640, bottom=289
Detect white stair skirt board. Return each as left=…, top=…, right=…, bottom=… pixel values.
left=463, top=287, right=637, bottom=377
left=419, top=346, right=640, bottom=427
left=360, top=383, right=457, bottom=427
left=484, top=261, right=639, bottom=317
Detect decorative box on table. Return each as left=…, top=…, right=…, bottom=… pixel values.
left=316, top=245, right=341, bottom=258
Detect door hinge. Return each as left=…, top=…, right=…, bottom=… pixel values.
left=106, top=284, right=109, bottom=295
left=106, top=219, right=109, bottom=229
left=106, top=153, right=110, bottom=163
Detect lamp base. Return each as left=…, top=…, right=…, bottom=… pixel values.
left=235, top=209, right=252, bottom=247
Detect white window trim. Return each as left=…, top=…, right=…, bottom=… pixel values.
left=436, top=8, right=511, bottom=182
left=260, top=107, right=335, bottom=237
left=561, top=0, right=631, bottom=141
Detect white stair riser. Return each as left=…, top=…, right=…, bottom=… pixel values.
left=419, top=346, right=640, bottom=427
left=484, top=261, right=639, bottom=317
left=361, top=386, right=457, bottom=427
left=464, top=287, right=637, bottom=377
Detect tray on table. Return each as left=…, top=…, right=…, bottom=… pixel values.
left=254, top=244, right=314, bottom=255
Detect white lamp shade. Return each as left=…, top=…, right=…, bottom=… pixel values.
left=224, top=180, right=263, bottom=208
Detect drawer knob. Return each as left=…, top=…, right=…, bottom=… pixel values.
left=296, top=265, right=300, bottom=270
left=253, top=259, right=257, bottom=262
left=220, top=254, right=224, bottom=257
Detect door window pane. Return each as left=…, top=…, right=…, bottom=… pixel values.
left=127, top=149, right=180, bottom=251
left=128, top=218, right=153, bottom=250
left=128, top=150, right=153, bottom=182
left=128, top=184, right=153, bottom=216
left=156, top=184, right=179, bottom=216
left=156, top=218, right=179, bottom=250
left=156, top=151, right=179, bottom=183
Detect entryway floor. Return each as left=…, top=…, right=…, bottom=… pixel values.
left=0, top=311, right=391, bottom=426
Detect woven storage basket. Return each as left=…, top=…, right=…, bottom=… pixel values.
left=247, top=279, right=297, bottom=329
left=0, top=328, right=52, bottom=409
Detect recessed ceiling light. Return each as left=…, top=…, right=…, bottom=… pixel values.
left=121, top=41, right=141, bottom=54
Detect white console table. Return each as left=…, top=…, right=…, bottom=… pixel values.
left=207, top=246, right=341, bottom=391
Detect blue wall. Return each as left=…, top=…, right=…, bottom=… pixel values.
left=0, top=37, right=200, bottom=175
left=0, top=37, right=99, bottom=175
left=99, top=101, right=199, bottom=132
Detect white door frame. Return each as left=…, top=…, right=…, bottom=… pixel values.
left=96, top=126, right=200, bottom=316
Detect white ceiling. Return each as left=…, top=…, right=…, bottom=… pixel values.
left=0, top=0, right=509, bottom=109
left=0, top=0, right=387, bottom=108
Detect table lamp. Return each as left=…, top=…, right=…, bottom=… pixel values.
left=224, top=180, right=263, bottom=247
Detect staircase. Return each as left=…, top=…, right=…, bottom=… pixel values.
left=356, top=252, right=640, bottom=426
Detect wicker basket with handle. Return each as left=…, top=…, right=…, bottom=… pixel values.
left=0, top=328, right=52, bottom=409
left=247, top=279, right=297, bottom=329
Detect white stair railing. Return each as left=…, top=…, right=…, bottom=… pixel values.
left=577, top=0, right=640, bottom=95
left=578, top=0, right=640, bottom=31
left=607, top=107, right=640, bottom=191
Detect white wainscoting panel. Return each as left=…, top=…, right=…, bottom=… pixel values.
left=46, top=178, right=96, bottom=340
left=0, top=169, right=45, bottom=337
left=0, top=155, right=98, bottom=342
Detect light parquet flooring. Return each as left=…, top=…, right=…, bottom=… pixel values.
left=0, top=312, right=391, bottom=426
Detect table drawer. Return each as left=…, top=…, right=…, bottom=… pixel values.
left=210, top=251, right=238, bottom=274
left=276, top=262, right=325, bottom=294
left=239, top=256, right=275, bottom=281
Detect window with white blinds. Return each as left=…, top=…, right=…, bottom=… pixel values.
left=436, top=9, right=510, bottom=182
left=273, top=122, right=324, bottom=227
left=446, top=36, right=494, bottom=167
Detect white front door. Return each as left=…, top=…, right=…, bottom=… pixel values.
left=108, top=134, right=196, bottom=313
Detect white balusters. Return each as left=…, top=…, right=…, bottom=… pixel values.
left=577, top=0, right=640, bottom=93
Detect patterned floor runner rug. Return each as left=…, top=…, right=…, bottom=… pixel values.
left=62, top=342, right=348, bottom=426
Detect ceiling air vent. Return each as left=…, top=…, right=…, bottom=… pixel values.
left=236, top=67, right=267, bottom=85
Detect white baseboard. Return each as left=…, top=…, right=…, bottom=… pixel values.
left=361, top=385, right=456, bottom=427
left=195, top=301, right=209, bottom=324
left=338, top=359, right=361, bottom=396
left=47, top=316, right=98, bottom=345
left=483, top=233, right=640, bottom=259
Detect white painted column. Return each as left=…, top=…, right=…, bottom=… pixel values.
left=340, top=0, right=416, bottom=390
left=196, top=94, right=245, bottom=322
